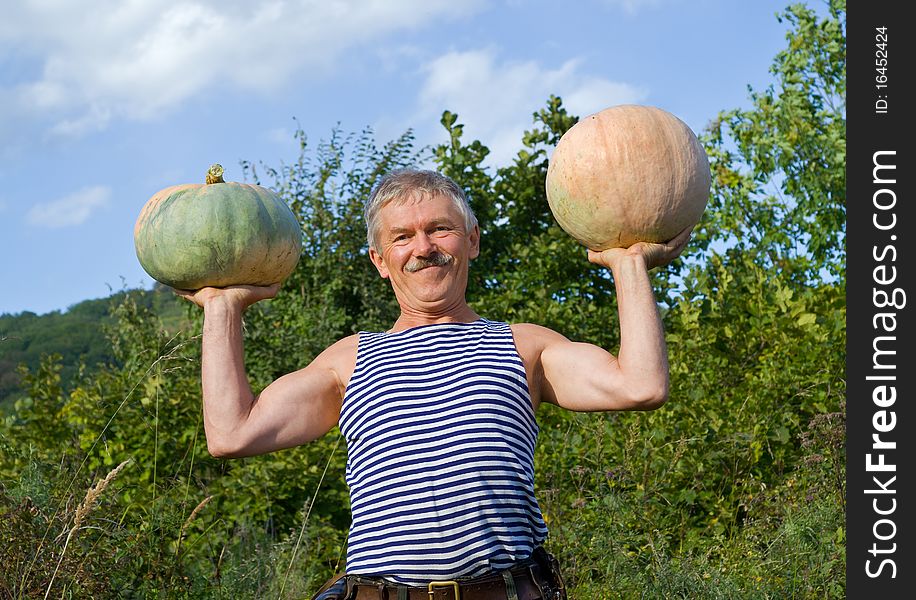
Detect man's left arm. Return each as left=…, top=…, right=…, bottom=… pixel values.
left=526, top=227, right=692, bottom=412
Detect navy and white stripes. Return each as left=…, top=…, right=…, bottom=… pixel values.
left=339, top=319, right=547, bottom=584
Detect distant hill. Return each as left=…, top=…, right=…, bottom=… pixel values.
left=0, top=284, right=190, bottom=411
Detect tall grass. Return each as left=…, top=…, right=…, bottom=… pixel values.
left=44, top=459, right=132, bottom=598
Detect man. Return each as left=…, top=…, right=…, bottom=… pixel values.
left=178, top=169, right=691, bottom=599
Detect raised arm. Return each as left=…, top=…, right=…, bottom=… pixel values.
left=516, top=227, right=691, bottom=412
left=177, top=285, right=355, bottom=458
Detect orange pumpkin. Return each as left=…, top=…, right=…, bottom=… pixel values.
left=546, top=104, right=710, bottom=250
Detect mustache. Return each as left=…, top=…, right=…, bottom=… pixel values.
left=404, top=252, right=454, bottom=273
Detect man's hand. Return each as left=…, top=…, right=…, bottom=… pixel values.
left=174, top=283, right=281, bottom=310
left=586, top=225, right=693, bottom=272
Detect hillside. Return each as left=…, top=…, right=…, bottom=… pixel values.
left=0, top=284, right=190, bottom=410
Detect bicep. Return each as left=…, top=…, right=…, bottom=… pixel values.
left=231, top=340, right=354, bottom=456
left=540, top=339, right=634, bottom=412
left=255, top=365, right=343, bottom=441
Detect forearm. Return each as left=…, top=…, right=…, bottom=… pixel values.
left=610, top=252, right=669, bottom=405
left=200, top=298, right=256, bottom=455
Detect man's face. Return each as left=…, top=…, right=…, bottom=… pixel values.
left=369, top=193, right=479, bottom=313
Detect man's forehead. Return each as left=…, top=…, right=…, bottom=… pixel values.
left=379, top=192, right=461, bottom=223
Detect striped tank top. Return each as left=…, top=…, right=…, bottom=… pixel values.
left=339, top=318, right=548, bottom=585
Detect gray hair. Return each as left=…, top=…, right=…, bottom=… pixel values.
left=365, top=168, right=477, bottom=252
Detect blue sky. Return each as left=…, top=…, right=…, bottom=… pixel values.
left=1, top=0, right=801, bottom=316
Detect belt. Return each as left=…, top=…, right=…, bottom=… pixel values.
left=350, top=563, right=545, bottom=600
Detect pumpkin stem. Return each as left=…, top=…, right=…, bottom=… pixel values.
left=205, top=164, right=225, bottom=184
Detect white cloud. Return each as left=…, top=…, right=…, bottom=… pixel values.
left=26, top=185, right=111, bottom=228
left=416, top=48, right=648, bottom=165
left=1, top=0, right=485, bottom=137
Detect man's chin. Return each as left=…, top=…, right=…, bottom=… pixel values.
left=402, top=276, right=454, bottom=298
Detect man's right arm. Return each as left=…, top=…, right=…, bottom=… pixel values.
left=183, top=286, right=355, bottom=458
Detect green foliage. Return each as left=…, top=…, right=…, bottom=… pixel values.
left=0, top=284, right=188, bottom=410
left=0, top=2, right=846, bottom=597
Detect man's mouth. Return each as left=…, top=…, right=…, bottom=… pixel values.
left=405, top=252, right=453, bottom=273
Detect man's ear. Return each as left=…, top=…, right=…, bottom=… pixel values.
left=468, top=224, right=480, bottom=260
left=369, top=246, right=390, bottom=279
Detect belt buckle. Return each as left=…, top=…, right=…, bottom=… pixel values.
left=428, top=580, right=460, bottom=599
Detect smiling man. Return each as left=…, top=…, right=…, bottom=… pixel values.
left=178, top=169, right=691, bottom=600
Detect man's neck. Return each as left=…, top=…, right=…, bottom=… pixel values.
left=388, top=303, right=481, bottom=332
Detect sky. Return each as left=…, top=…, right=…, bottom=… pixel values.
left=0, top=0, right=803, bottom=316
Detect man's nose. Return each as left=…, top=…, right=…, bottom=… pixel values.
left=412, top=232, right=437, bottom=255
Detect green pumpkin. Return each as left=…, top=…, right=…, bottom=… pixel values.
left=134, top=164, right=302, bottom=290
